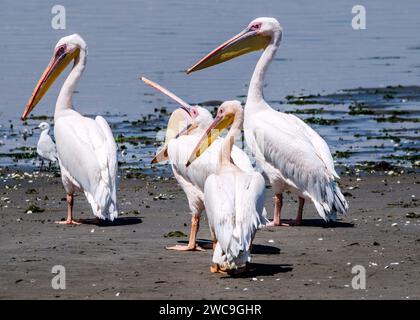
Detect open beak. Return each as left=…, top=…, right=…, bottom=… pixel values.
left=151, top=121, right=198, bottom=164
left=22, top=47, right=80, bottom=121
left=141, top=76, right=192, bottom=117
left=186, top=113, right=234, bottom=166
left=186, top=28, right=271, bottom=74
left=141, top=76, right=199, bottom=164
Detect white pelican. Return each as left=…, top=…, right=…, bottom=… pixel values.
left=187, top=17, right=348, bottom=226
left=186, top=101, right=268, bottom=274
left=34, top=122, right=58, bottom=171
left=142, top=77, right=253, bottom=250
left=22, top=34, right=118, bottom=225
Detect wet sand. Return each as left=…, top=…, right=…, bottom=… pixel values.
left=0, top=170, right=419, bottom=299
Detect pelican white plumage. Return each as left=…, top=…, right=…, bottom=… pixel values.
left=35, top=122, right=57, bottom=171
left=187, top=101, right=268, bottom=274
left=22, top=34, right=118, bottom=225
left=187, top=17, right=348, bottom=226
left=142, top=77, right=253, bottom=251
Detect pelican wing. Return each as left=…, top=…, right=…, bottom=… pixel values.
left=204, top=173, right=235, bottom=257
left=54, top=113, right=118, bottom=220
left=233, top=172, right=268, bottom=256
left=248, top=109, right=347, bottom=220
left=286, top=113, right=338, bottom=178
left=205, top=171, right=267, bottom=269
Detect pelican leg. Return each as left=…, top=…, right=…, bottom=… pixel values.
left=287, top=197, right=305, bottom=226
left=166, top=214, right=205, bottom=251
left=39, top=159, right=44, bottom=171
left=55, top=194, right=80, bottom=225
left=269, top=193, right=288, bottom=226
left=48, top=161, right=52, bottom=171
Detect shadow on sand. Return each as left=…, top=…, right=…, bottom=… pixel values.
left=170, top=238, right=290, bottom=277
left=80, top=217, right=143, bottom=226
left=302, top=219, right=354, bottom=228
left=228, top=263, right=293, bottom=278
left=251, top=244, right=281, bottom=255
left=274, top=219, right=354, bottom=228
left=175, top=239, right=282, bottom=254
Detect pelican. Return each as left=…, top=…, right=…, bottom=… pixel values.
left=34, top=122, right=58, bottom=171
left=187, top=17, right=348, bottom=226
left=186, top=101, right=268, bottom=274
left=22, top=34, right=118, bottom=225
left=142, top=77, right=253, bottom=251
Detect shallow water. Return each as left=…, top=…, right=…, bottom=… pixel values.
left=0, top=0, right=419, bottom=170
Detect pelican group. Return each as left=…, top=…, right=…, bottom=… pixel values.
left=22, top=34, right=118, bottom=225
left=187, top=101, right=268, bottom=274
left=34, top=122, right=57, bottom=171
left=187, top=17, right=349, bottom=226
left=19, top=19, right=350, bottom=277
left=142, top=77, right=253, bottom=251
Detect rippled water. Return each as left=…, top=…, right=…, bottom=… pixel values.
left=0, top=0, right=419, bottom=170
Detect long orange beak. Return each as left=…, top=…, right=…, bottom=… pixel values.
left=186, top=27, right=270, bottom=74
left=22, top=46, right=80, bottom=120
left=186, top=112, right=234, bottom=167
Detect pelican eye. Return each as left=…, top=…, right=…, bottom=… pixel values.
left=56, top=45, right=66, bottom=57
left=250, top=23, right=261, bottom=31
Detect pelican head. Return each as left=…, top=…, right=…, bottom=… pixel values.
left=141, top=77, right=214, bottom=163
left=187, top=17, right=282, bottom=74
left=164, top=105, right=213, bottom=141
left=186, top=100, right=243, bottom=166
left=151, top=105, right=215, bottom=163
left=22, top=34, right=87, bottom=120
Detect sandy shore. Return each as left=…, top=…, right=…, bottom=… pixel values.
left=0, top=170, right=418, bottom=299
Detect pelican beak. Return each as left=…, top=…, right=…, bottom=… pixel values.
left=22, top=46, right=80, bottom=121
left=186, top=27, right=271, bottom=74
left=186, top=113, right=234, bottom=166
left=151, top=121, right=198, bottom=164
left=141, top=76, right=198, bottom=164
left=141, top=76, right=192, bottom=117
